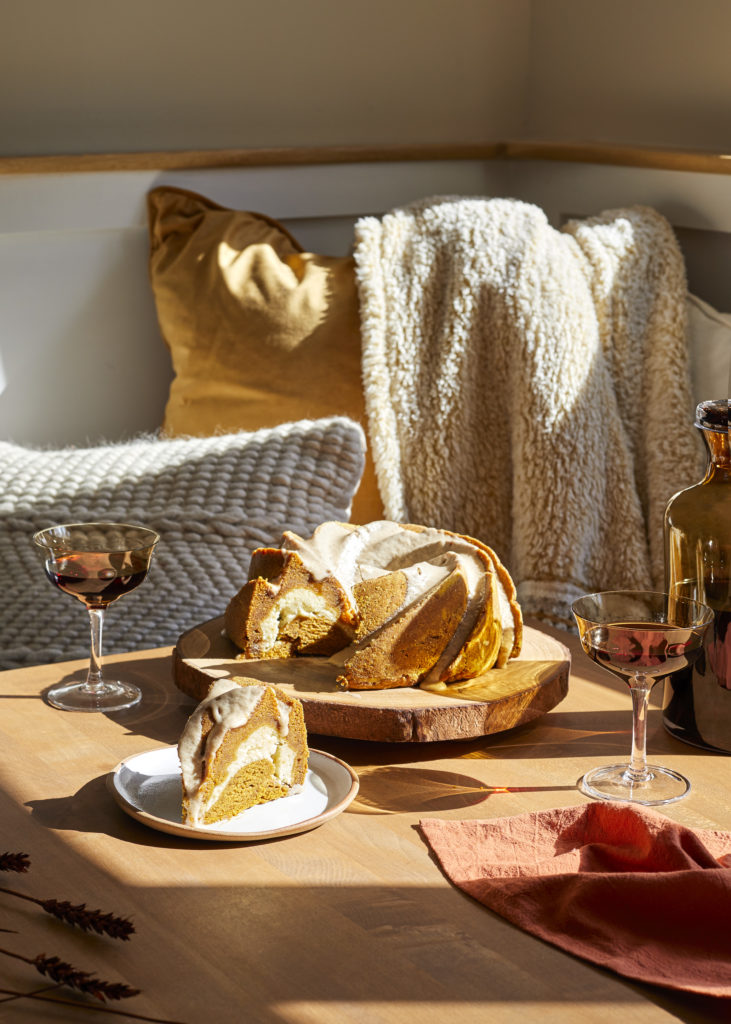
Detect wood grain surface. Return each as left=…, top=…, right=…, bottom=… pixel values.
left=2, top=140, right=730, bottom=175
left=1, top=624, right=729, bottom=1023
left=173, top=617, right=570, bottom=742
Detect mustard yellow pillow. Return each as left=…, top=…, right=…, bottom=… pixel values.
left=147, top=186, right=382, bottom=524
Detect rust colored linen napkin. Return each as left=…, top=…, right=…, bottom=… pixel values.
left=419, top=802, right=731, bottom=996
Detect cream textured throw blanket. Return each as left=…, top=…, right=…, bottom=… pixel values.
left=354, top=198, right=702, bottom=628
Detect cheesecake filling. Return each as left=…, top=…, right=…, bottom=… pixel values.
left=258, top=588, right=340, bottom=651
left=202, top=724, right=280, bottom=820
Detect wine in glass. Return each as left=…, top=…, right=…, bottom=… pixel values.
left=34, top=522, right=159, bottom=712
left=572, top=590, right=714, bottom=805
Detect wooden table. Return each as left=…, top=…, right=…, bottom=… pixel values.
left=0, top=622, right=729, bottom=1024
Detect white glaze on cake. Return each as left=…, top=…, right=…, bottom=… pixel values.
left=285, top=521, right=491, bottom=681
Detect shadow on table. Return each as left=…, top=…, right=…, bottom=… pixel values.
left=350, top=764, right=578, bottom=814
left=312, top=704, right=709, bottom=766
left=26, top=702, right=707, bottom=838
left=37, top=653, right=195, bottom=745
left=25, top=760, right=578, bottom=843
left=21, top=709, right=640, bottom=839
left=12, top=786, right=731, bottom=1024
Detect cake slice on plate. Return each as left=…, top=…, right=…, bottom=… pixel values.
left=178, top=677, right=309, bottom=826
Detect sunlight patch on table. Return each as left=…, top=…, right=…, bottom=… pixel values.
left=273, top=999, right=647, bottom=1023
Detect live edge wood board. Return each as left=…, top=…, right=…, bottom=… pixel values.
left=174, top=617, right=570, bottom=743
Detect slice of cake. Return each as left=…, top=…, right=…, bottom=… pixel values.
left=338, top=565, right=470, bottom=690
left=224, top=543, right=359, bottom=659
left=178, top=677, right=309, bottom=826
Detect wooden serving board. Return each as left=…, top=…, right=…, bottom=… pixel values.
left=173, top=617, right=570, bottom=743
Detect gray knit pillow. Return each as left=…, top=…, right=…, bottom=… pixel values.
left=0, top=418, right=365, bottom=670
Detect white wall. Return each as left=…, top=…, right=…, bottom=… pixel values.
left=526, top=0, right=731, bottom=151
left=1, top=0, right=530, bottom=156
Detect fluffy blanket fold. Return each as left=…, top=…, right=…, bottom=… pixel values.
left=354, top=197, right=702, bottom=628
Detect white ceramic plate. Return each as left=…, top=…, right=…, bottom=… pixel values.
left=107, top=746, right=359, bottom=841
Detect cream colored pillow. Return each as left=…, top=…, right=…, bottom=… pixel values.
left=147, top=186, right=382, bottom=525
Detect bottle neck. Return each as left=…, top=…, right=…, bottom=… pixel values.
left=702, top=429, right=731, bottom=474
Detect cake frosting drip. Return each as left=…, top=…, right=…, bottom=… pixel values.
left=287, top=520, right=480, bottom=612
left=224, top=521, right=523, bottom=690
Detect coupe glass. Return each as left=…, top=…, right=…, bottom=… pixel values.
left=572, top=590, right=714, bottom=805
left=34, top=522, right=159, bottom=712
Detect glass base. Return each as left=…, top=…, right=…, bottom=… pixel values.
left=578, top=762, right=691, bottom=806
left=46, top=679, right=142, bottom=713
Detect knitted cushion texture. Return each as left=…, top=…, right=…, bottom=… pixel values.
left=0, top=418, right=365, bottom=669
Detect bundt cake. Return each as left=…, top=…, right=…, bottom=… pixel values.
left=178, top=677, right=309, bottom=826
left=224, top=520, right=523, bottom=691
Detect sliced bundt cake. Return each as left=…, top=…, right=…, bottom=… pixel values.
left=224, top=520, right=523, bottom=690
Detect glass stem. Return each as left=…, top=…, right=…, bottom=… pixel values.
left=85, top=606, right=106, bottom=693
left=627, top=674, right=652, bottom=782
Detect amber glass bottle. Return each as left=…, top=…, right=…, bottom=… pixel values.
left=663, top=399, right=731, bottom=752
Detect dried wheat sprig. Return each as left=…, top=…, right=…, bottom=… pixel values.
left=33, top=953, right=140, bottom=1001
left=0, top=946, right=139, bottom=1001
left=0, top=887, right=135, bottom=939
left=40, top=899, right=135, bottom=940
left=0, top=988, right=188, bottom=1023
left=0, top=853, right=30, bottom=873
